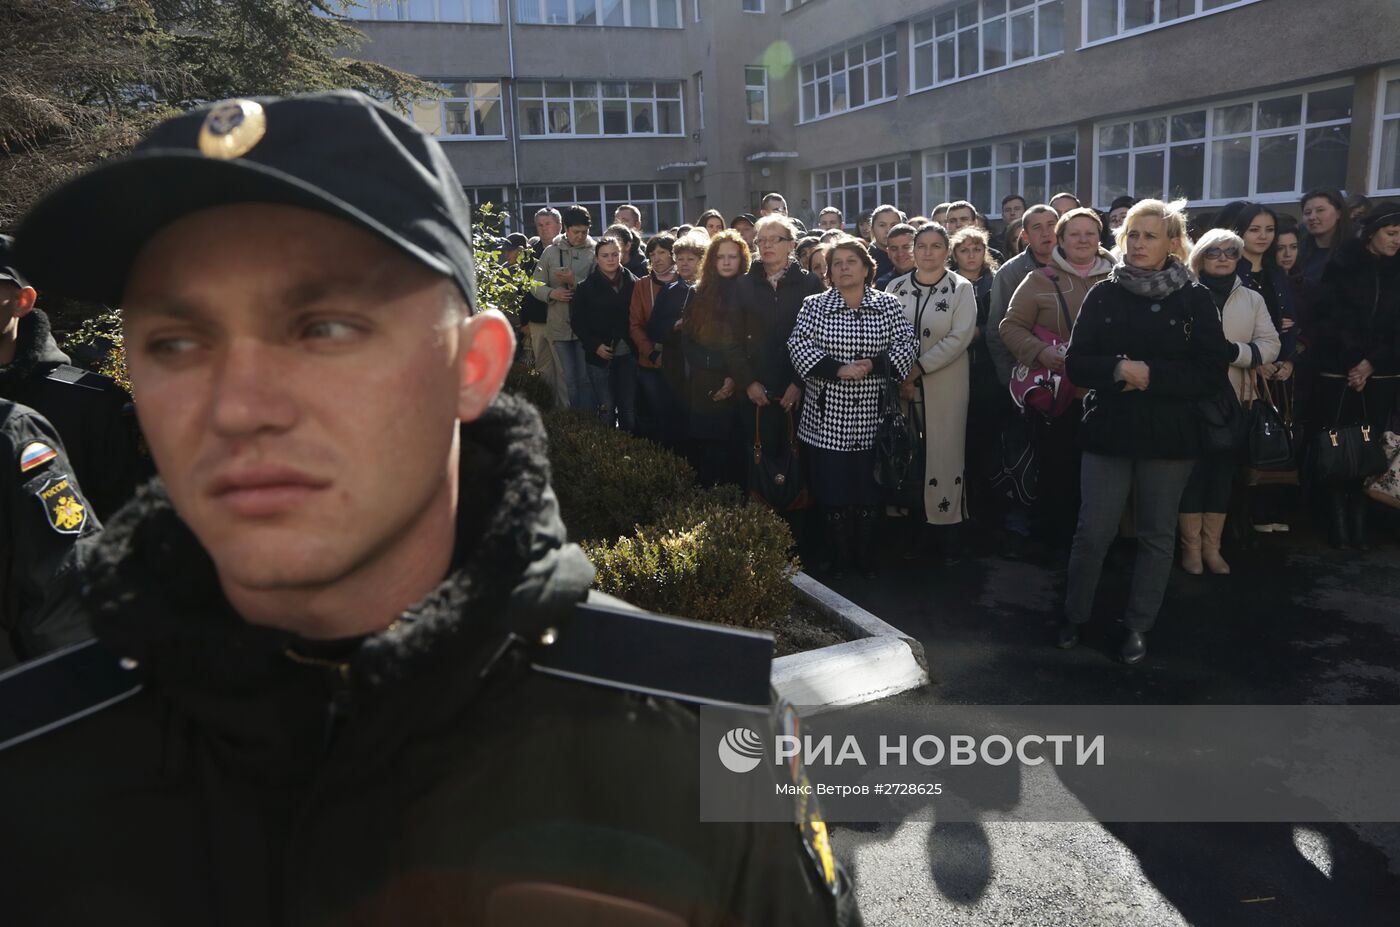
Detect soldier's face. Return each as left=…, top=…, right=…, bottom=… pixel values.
left=121, top=203, right=513, bottom=635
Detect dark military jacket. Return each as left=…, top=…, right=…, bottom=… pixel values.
left=0, top=308, right=147, bottom=520
left=0, top=400, right=99, bottom=666
left=0, top=395, right=858, bottom=926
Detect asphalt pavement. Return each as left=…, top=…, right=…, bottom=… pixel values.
left=818, top=518, right=1400, bottom=925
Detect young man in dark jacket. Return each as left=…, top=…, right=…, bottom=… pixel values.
left=3, top=92, right=858, bottom=926
left=0, top=237, right=147, bottom=519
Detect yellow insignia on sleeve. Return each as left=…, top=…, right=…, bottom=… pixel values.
left=779, top=700, right=840, bottom=895
left=36, top=475, right=88, bottom=535
left=198, top=99, right=266, bottom=160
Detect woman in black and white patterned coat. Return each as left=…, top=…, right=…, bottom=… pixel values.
left=788, top=237, right=918, bottom=579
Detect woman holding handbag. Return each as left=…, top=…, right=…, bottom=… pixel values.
left=788, top=237, right=917, bottom=578
left=885, top=225, right=976, bottom=558
left=1177, top=229, right=1280, bottom=574
left=1058, top=199, right=1232, bottom=665
left=1307, top=203, right=1400, bottom=549
left=1001, top=208, right=1116, bottom=550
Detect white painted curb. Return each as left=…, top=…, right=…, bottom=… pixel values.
left=772, top=571, right=929, bottom=713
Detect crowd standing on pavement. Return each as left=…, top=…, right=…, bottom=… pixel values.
left=510, top=182, right=1400, bottom=666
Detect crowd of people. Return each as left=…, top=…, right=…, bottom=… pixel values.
left=511, top=187, right=1400, bottom=665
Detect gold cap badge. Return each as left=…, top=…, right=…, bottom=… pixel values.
left=197, top=99, right=267, bottom=160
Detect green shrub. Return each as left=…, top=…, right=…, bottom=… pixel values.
left=503, top=362, right=556, bottom=413
left=584, top=499, right=798, bottom=631
left=543, top=408, right=699, bottom=543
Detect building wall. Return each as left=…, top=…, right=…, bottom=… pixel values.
left=349, top=0, right=1400, bottom=230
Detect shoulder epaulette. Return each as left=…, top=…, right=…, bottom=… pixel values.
left=0, top=639, right=143, bottom=752
left=45, top=364, right=115, bottom=393
left=532, top=601, right=774, bottom=708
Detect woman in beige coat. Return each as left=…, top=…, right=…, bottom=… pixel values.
left=886, top=224, right=977, bottom=532
left=1177, top=229, right=1280, bottom=575
left=999, top=207, right=1115, bottom=547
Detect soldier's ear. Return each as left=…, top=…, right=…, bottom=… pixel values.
left=13, top=287, right=36, bottom=317
left=455, top=309, right=515, bottom=424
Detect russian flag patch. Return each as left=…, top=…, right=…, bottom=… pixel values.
left=20, top=442, right=58, bottom=473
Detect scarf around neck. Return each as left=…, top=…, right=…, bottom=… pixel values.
left=1109, top=256, right=1193, bottom=300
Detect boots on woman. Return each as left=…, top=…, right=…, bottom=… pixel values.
left=1178, top=513, right=1204, bottom=575
left=1200, top=513, right=1231, bottom=575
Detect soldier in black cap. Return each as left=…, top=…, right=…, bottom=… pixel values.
left=1, top=92, right=858, bottom=925
left=0, top=236, right=147, bottom=520
left=0, top=399, right=101, bottom=666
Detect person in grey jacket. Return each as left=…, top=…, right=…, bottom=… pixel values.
left=531, top=204, right=597, bottom=409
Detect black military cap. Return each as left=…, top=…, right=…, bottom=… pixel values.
left=0, top=235, right=30, bottom=289
left=15, top=91, right=477, bottom=312
left=731, top=214, right=757, bottom=227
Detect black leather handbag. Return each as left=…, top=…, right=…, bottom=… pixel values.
left=1311, top=389, right=1388, bottom=482
left=873, top=376, right=923, bottom=510
left=1246, top=370, right=1295, bottom=472
left=748, top=402, right=810, bottom=512
left=1197, top=381, right=1249, bottom=453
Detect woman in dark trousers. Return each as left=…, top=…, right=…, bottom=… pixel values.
left=636, top=232, right=705, bottom=451
left=948, top=226, right=1003, bottom=549
left=1059, top=199, right=1232, bottom=665
left=788, top=237, right=917, bottom=579
left=679, top=230, right=748, bottom=487
left=571, top=236, right=638, bottom=430
left=1306, top=204, right=1400, bottom=549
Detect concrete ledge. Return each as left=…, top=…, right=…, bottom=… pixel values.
left=791, top=570, right=928, bottom=674
left=771, top=635, right=927, bottom=714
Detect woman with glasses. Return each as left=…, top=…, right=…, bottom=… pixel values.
left=1177, top=230, right=1279, bottom=575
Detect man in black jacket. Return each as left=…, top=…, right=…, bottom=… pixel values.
left=0, top=399, right=101, bottom=666
left=2, top=92, right=858, bottom=926
left=0, top=237, right=146, bottom=520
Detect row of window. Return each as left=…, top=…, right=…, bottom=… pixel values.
left=812, top=77, right=1400, bottom=219
left=407, top=79, right=686, bottom=138
left=794, top=0, right=1261, bottom=123
left=517, top=182, right=685, bottom=234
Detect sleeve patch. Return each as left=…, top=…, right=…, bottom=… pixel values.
left=19, top=442, right=58, bottom=473
left=33, top=474, right=89, bottom=535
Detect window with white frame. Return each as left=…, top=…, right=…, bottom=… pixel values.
left=798, top=31, right=898, bottom=124
left=516, top=0, right=681, bottom=27
left=695, top=71, right=705, bottom=129
left=1374, top=72, right=1400, bottom=195
left=811, top=158, right=912, bottom=221
left=517, top=80, right=683, bottom=137
left=911, top=0, right=1063, bottom=91
left=745, top=67, right=768, bottom=124
left=406, top=82, right=505, bottom=138
left=1096, top=82, right=1353, bottom=207
left=346, top=0, right=499, bottom=21
left=518, top=182, right=683, bottom=234
left=924, top=130, right=1076, bottom=216
left=742, top=0, right=764, bottom=11
left=1084, top=0, right=1262, bottom=45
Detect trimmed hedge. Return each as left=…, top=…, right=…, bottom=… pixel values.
left=504, top=363, right=556, bottom=413
left=584, top=499, right=797, bottom=631
left=542, top=407, right=699, bottom=544
left=505, top=379, right=800, bottom=634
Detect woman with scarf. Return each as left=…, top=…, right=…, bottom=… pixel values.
left=1001, top=208, right=1117, bottom=552
left=789, top=237, right=917, bottom=579
left=1308, top=203, right=1400, bottom=550
left=634, top=231, right=705, bottom=451
left=1177, top=230, right=1279, bottom=574
left=680, top=230, right=748, bottom=486
left=1059, top=199, right=1232, bottom=665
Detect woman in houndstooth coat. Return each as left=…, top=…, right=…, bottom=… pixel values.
left=787, top=238, right=917, bottom=578
left=886, top=224, right=977, bottom=528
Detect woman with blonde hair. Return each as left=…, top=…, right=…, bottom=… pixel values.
left=1177, top=229, right=1279, bottom=574
left=1059, top=199, right=1232, bottom=664
left=680, top=230, right=749, bottom=486
left=788, top=237, right=917, bottom=578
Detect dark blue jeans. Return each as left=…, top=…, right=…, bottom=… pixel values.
left=585, top=353, right=638, bottom=432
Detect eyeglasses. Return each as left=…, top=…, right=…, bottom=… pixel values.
left=755, top=236, right=793, bottom=246
left=1203, top=247, right=1241, bottom=260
